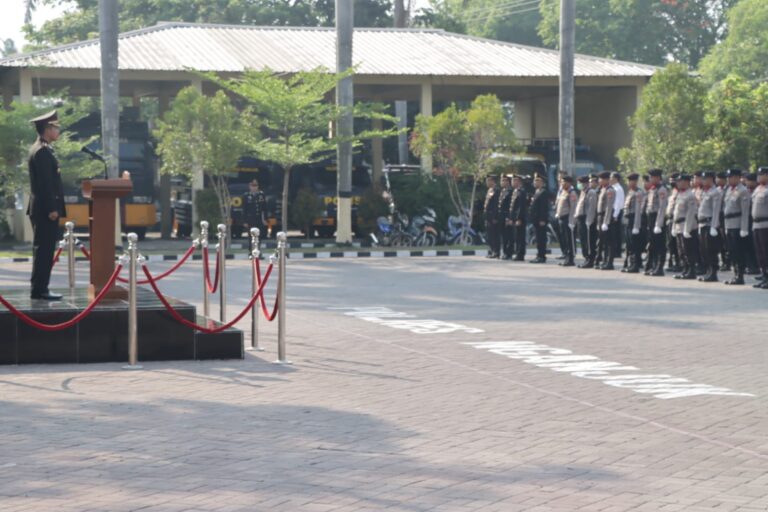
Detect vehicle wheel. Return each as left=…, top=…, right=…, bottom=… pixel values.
left=421, top=232, right=437, bottom=247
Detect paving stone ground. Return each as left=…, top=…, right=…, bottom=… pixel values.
left=0, top=254, right=766, bottom=512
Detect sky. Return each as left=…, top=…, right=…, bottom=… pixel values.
left=0, top=0, right=71, bottom=50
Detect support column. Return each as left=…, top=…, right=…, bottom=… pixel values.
left=16, top=70, right=34, bottom=242
left=158, top=91, right=173, bottom=239
left=419, top=82, right=433, bottom=173
left=190, top=78, right=205, bottom=234
left=372, top=116, right=384, bottom=185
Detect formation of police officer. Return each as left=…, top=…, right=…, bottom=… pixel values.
left=482, top=167, right=768, bottom=289
left=27, top=111, right=66, bottom=301
left=242, top=178, right=267, bottom=248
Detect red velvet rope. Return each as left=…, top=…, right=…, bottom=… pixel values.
left=52, top=247, right=63, bottom=266
left=116, top=245, right=196, bottom=285
left=0, top=264, right=123, bottom=331
left=142, top=262, right=274, bottom=334
left=254, top=258, right=279, bottom=321
left=202, top=246, right=220, bottom=293
left=79, top=245, right=91, bottom=260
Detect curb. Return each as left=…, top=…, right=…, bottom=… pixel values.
left=0, top=249, right=485, bottom=264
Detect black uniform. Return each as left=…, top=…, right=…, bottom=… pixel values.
left=243, top=190, right=267, bottom=231
left=509, top=186, right=528, bottom=260
left=27, top=137, right=66, bottom=297
left=528, top=187, right=550, bottom=261
left=498, top=186, right=513, bottom=258
left=484, top=185, right=501, bottom=257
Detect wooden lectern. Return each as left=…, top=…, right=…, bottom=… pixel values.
left=82, top=179, right=132, bottom=299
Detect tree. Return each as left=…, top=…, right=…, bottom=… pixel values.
left=206, top=67, right=398, bottom=232
left=699, top=0, right=768, bottom=84
left=538, top=0, right=735, bottom=68
left=411, top=95, right=520, bottom=225
left=153, top=87, right=251, bottom=231
left=1, top=39, right=17, bottom=57
left=25, top=0, right=394, bottom=46
left=698, top=75, right=768, bottom=170
left=618, top=63, right=707, bottom=174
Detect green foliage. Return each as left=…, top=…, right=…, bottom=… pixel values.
left=619, top=63, right=707, bottom=173
left=0, top=99, right=102, bottom=201
left=154, top=87, right=251, bottom=228
left=411, top=94, right=519, bottom=223
left=698, top=75, right=768, bottom=170
left=25, top=0, right=393, bottom=47
left=700, top=0, right=768, bottom=84
left=388, top=173, right=457, bottom=229
left=194, top=187, right=223, bottom=228
left=356, top=185, right=390, bottom=235
left=291, top=187, right=324, bottom=237
left=538, top=0, right=734, bottom=67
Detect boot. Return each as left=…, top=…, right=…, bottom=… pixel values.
left=699, top=272, right=718, bottom=283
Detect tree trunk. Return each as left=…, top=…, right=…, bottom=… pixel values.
left=468, top=179, right=478, bottom=226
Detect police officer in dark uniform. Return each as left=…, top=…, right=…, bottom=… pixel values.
left=27, top=111, right=66, bottom=300
left=508, top=175, right=528, bottom=261
left=243, top=179, right=267, bottom=248
left=528, top=174, right=550, bottom=264
left=498, top=175, right=514, bottom=259
left=483, top=175, right=501, bottom=258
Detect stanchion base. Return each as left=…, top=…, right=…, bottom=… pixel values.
left=246, top=346, right=265, bottom=352
left=273, top=359, right=292, bottom=365
left=122, top=364, right=143, bottom=370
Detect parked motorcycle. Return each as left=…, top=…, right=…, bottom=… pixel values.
left=370, top=211, right=414, bottom=247
left=447, top=210, right=485, bottom=246
left=405, top=207, right=440, bottom=247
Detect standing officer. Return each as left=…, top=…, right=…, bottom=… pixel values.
left=574, top=176, right=592, bottom=266
left=672, top=174, right=699, bottom=280
left=610, top=172, right=625, bottom=259
left=243, top=178, right=267, bottom=247
left=722, top=169, right=751, bottom=285
left=644, top=169, right=668, bottom=276
left=621, top=173, right=645, bottom=273
left=752, top=167, right=768, bottom=289
left=664, top=174, right=682, bottom=272
left=508, top=175, right=528, bottom=261
left=555, top=175, right=578, bottom=266
left=716, top=171, right=730, bottom=271
left=27, top=111, right=66, bottom=301
left=499, top=175, right=514, bottom=259
left=528, top=174, right=550, bottom=264
left=744, top=172, right=761, bottom=276
left=596, top=171, right=616, bottom=270
left=697, top=171, right=724, bottom=282
left=483, top=175, right=501, bottom=258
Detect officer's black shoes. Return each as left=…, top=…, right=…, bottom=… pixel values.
left=559, top=260, right=575, bottom=267
left=485, top=253, right=497, bottom=259
left=753, top=281, right=768, bottom=289
left=555, top=254, right=565, bottom=260
left=648, top=269, right=665, bottom=277
left=624, top=267, right=640, bottom=274
left=578, top=262, right=594, bottom=269
left=698, top=274, right=718, bottom=283
left=600, top=264, right=615, bottom=271
left=513, top=256, right=525, bottom=261
left=31, top=291, right=62, bottom=301
left=724, top=277, right=744, bottom=285
left=674, top=272, right=696, bottom=280
left=501, top=255, right=512, bottom=260
left=529, top=257, right=546, bottom=264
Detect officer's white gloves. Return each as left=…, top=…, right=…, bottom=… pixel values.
left=601, top=224, right=609, bottom=232
left=740, top=230, right=748, bottom=238
left=568, top=223, right=575, bottom=230
left=653, top=226, right=662, bottom=235
left=632, top=228, right=640, bottom=235
left=709, top=227, right=718, bottom=237
left=683, top=231, right=692, bottom=239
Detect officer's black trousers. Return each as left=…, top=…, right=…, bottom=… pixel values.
left=754, top=228, right=768, bottom=272
left=725, top=229, right=747, bottom=279
left=558, top=216, right=574, bottom=262
left=624, top=223, right=643, bottom=270
left=30, top=216, right=59, bottom=295
left=597, top=215, right=613, bottom=265
left=486, top=220, right=500, bottom=256
left=534, top=222, right=548, bottom=259
left=665, top=219, right=679, bottom=267
left=698, top=226, right=721, bottom=278
left=676, top=232, right=698, bottom=275
left=501, top=223, right=514, bottom=257
left=577, top=215, right=594, bottom=262
left=613, top=210, right=624, bottom=257
left=646, top=213, right=667, bottom=272
left=513, top=223, right=526, bottom=259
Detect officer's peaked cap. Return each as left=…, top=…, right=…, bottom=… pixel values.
left=29, top=110, right=60, bottom=128
left=725, top=168, right=742, bottom=177
left=648, top=168, right=664, bottom=177
left=758, top=167, right=768, bottom=176
left=598, top=171, right=611, bottom=179
left=627, top=173, right=639, bottom=181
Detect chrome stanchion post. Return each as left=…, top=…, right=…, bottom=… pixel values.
left=65, top=221, right=75, bottom=290
left=274, top=231, right=290, bottom=364
left=247, top=227, right=264, bottom=352
left=200, top=220, right=210, bottom=319
left=123, top=233, right=142, bottom=370
left=217, top=223, right=227, bottom=323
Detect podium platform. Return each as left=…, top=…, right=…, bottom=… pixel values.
left=0, top=287, right=243, bottom=365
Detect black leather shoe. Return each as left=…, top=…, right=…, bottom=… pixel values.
left=724, top=277, right=744, bottom=285
left=578, top=262, right=594, bottom=269
left=601, top=264, right=615, bottom=271
left=501, top=255, right=512, bottom=260
left=31, top=292, right=62, bottom=301
left=561, top=260, right=575, bottom=267
left=699, top=274, right=718, bottom=282
left=648, top=269, right=665, bottom=277
left=625, top=268, right=640, bottom=274
left=529, top=257, right=546, bottom=264
left=753, top=281, right=768, bottom=289
left=513, top=256, right=525, bottom=261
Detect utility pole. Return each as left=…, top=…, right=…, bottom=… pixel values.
left=394, top=0, right=408, bottom=164
left=559, top=0, right=575, bottom=177
left=335, top=0, right=354, bottom=244
left=99, top=0, right=119, bottom=179
left=99, top=0, right=121, bottom=248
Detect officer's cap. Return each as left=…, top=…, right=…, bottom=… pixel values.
left=671, top=173, right=680, bottom=181
left=249, top=179, right=259, bottom=186
left=678, top=173, right=691, bottom=182
left=726, top=168, right=742, bottom=178
left=29, top=110, right=60, bottom=129
left=589, top=174, right=598, bottom=181
left=610, top=171, right=621, bottom=180
left=701, top=170, right=716, bottom=179
left=627, top=173, right=639, bottom=181
left=746, top=173, right=757, bottom=181
left=716, top=171, right=727, bottom=180
left=758, top=167, right=768, bottom=176
left=598, top=171, right=611, bottom=180
left=642, top=174, right=650, bottom=181
left=577, top=175, right=589, bottom=184
left=648, top=168, right=664, bottom=177
left=561, top=175, right=574, bottom=183
left=694, top=171, right=705, bottom=178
